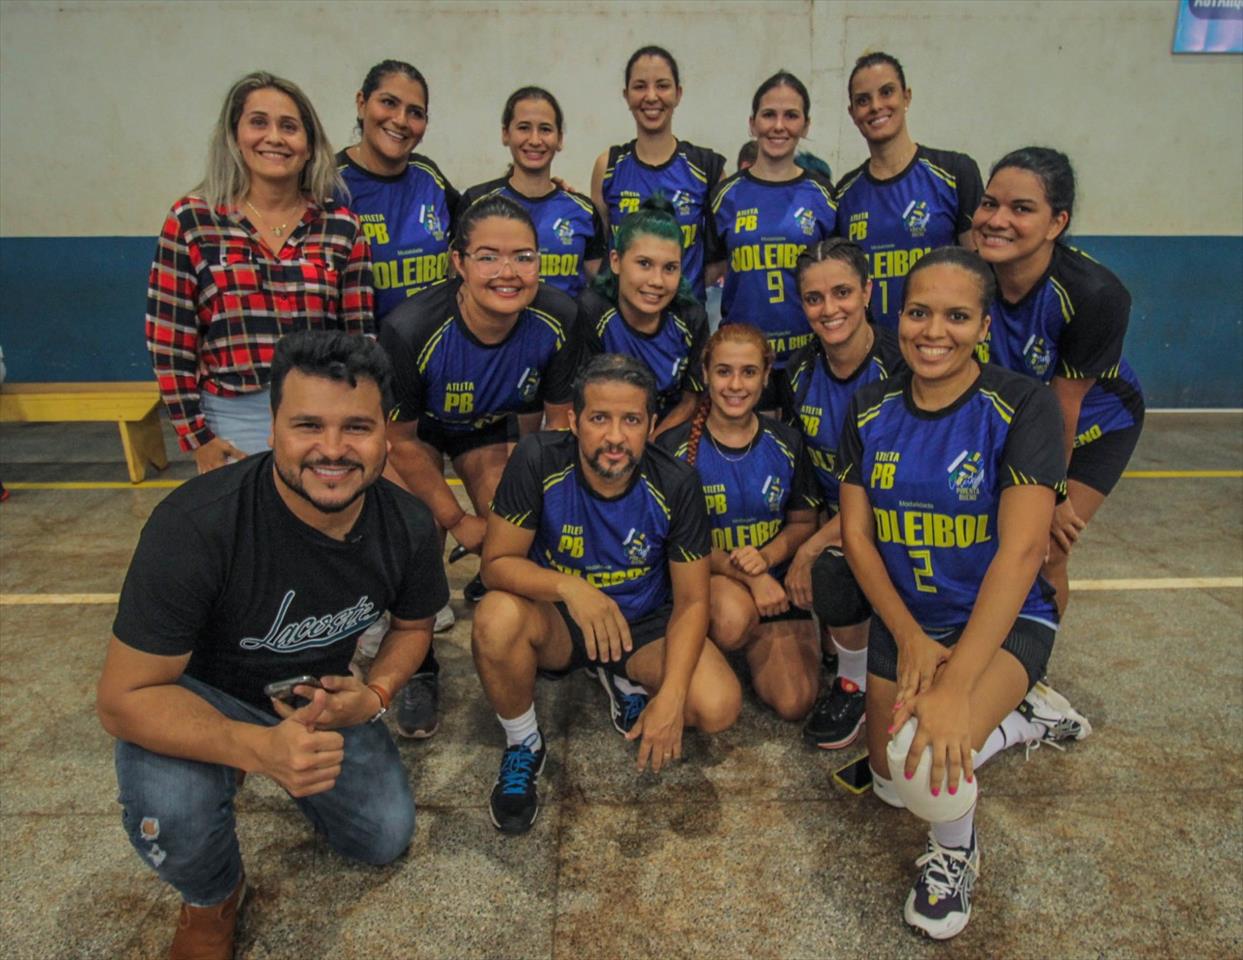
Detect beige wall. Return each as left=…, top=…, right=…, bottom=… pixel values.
left=2, top=0, right=1240, bottom=237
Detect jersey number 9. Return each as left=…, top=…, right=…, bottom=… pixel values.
left=767, top=270, right=784, bottom=304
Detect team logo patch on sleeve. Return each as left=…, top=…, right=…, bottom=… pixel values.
left=554, top=218, right=575, bottom=245
left=623, top=528, right=651, bottom=564
left=668, top=189, right=694, bottom=217
left=517, top=367, right=541, bottom=402
left=902, top=200, right=930, bottom=238
left=793, top=207, right=818, bottom=237
left=947, top=450, right=986, bottom=501
left=762, top=475, right=785, bottom=512
left=1023, top=335, right=1053, bottom=377
left=420, top=205, right=445, bottom=241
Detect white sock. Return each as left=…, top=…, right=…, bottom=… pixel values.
left=833, top=637, right=868, bottom=690
left=975, top=710, right=1044, bottom=767
left=871, top=767, right=904, bottom=809
left=498, top=704, right=541, bottom=750
left=932, top=804, right=976, bottom=850
left=611, top=673, right=647, bottom=696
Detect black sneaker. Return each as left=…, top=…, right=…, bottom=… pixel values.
left=904, top=830, right=980, bottom=940
left=395, top=671, right=439, bottom=739
left=803, top=677, right=865, bottom=749
left=596, top=668, right=648, bottom=735
left=488, top=737, right=547, bottom=835
left=463, top=574, right=487, bottom=603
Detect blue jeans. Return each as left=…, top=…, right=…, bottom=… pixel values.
left=201, top=389, right=271, bottom=455
left=114, top=676, right=414, bottom=906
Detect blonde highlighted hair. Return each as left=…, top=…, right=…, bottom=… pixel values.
left=194, top=71, right=344, bottom=209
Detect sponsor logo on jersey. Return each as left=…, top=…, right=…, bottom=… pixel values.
left=793, top=206, right=817, bottom=237
left=517, top=367, right=541, bottom=402
left=1023, top=334, right=1053, bottom=377
left=623, top=528, right=651, bottom=565
left=553, top=217, right=575, bottom=245
left=947, top=450, right=986, bottom=501
left=671, top=356, right=688, bottom=383
left=419, top=204, right=445, bottom=241
left=762, top=474, right=784, bottom=512
left=848, top=211, right=869, bottom=241
left=669, top=189, right=693, bottom=217
left=239, top=590, right=379, bottom=653
left=902, top=199, right=930, bottom=238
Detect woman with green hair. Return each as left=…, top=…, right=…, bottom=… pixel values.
left=577, top=195, right=709, bottom=435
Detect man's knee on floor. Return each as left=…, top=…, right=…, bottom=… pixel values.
left=329, top=791, right=415, bottom=866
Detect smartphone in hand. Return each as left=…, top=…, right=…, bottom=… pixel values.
left=263, top=675, right=323, bottom=705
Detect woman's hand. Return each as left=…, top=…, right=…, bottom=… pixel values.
left=896, top=684, right=975, bottom=797
left=894, top=631, right=950, bottom=709
left=784, top=545, right=815, bottom=611
left=193, top=436, right=247, bottom=474
left=730, top=546, right=769, bottom=577
left=1049, top=498, right=1086, bottom=554
left=746, top=573, right=789, bottom=618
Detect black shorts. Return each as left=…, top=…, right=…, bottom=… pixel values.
left=1067, top=418, right=1143, bottom=495
left=759, top=605, right=814, bottom=626
left=867, top=616, right=1055, bottom=690
left=543, top=601, right=671, bottom=679
left=417, top=414, right=518, bottom=460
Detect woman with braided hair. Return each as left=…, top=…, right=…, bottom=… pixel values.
left=657, top=324, right=821, bottom=720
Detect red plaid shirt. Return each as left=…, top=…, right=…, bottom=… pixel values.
left=146, top=195, right=374, bottom=450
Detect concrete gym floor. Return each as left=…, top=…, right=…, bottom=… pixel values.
left=0, top=412, right=1240, bottom=959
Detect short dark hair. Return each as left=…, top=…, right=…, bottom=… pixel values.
left=270, top=331, right=393, bottom=415
left=902, top=247, right=996, bottom=315
left=572, top=354, right=657, bottom=418
left=625, top=45, right=680, bottom=87
left=736, top=140, right=758, bottom=170
left=451, top=193, right=537, bottom=254
left=989, top=146, right=1076, bottom=237
left=848, top=51, right=907, bottom=96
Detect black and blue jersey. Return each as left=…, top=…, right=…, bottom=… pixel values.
left=981, top=243, right=1144, bottom=443
left=577, top=287, right=707, bottom=420
left=707, top=170, right=838, bottom=367
left=838, top=364, right=1064, bottom=630
left=658, top=415, right=820, bottom=577
left=336, top=150, right=460, bottom=322
left=784, top=325, right=905, bottom=508
left=380, top=279, right=578, bottom=434
left=458, top=178, right=605, bottom=300
left=491, top=431, right=711, bottom=621
left=834, top=146, right=982, bottom=329
left=599, top=140, right=726, bottom=301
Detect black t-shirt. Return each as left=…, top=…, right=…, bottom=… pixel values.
left=113, top=453, right=449, bottom=710
left=380, top=278, right=581, bottom=433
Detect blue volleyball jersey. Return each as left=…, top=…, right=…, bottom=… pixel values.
left=380, top=279, right=579, bottom=433
left=336, top=150, right=459, bottom=322
left=458, top=178, right=605, bottom=299
left=834, top=146, right=982, bottom=329
left=980, top=244, right=1144, bottom=442
left=577, top=287, right=707, bottom=420
left=784, top=325, right=905, bottom=508
left=600, top=140, right=726, bottom=300
left=492, top=431, right=711, bottom=620
left=658, top=416, right=820, bottom=577
left=707, top=170, right=838, bottom=367
left=838, top=364, right=1064, bottom=630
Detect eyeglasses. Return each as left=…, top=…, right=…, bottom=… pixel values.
left=460, top=250, right=541, bottom=278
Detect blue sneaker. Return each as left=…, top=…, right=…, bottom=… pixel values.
left=904, top=830, right=980, bottom=940
left=488, top=736, right=546, bottom=835
left=596, top=667, right=648, bottom=735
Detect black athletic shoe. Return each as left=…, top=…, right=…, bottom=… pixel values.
left=803, top=677, right=865, bottom=749
left=488, top=737, right=546, bottom=835
left=596, top=668, right=648, bottom=735
left=904, top=830, right=980, bottom=940
left=395, top=671, right=439, bottom=739
left=463, top=573, right=487, bottom=603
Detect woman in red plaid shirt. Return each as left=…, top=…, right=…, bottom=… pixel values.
left=146, top=71, right=374, bottom=473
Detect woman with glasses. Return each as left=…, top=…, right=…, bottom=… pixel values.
left=379, top=195, right=579, bottom=569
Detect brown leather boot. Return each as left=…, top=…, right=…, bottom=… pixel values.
left=169, top=871, right=246, bottom=960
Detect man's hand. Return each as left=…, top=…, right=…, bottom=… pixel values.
left=560, top=578, right=631, bottom=662
left=193, top=436, right=247, bottom=474
left=449, top=513, right=488, bottom=555
left=625, top=689, right=684, bottom=773
left=730, top=546, right=769, bottom=577
left=258, top=690, right=346, bottom=797
left=746, top=573, right=789, bottom=618
left=272, top=675, right=380, bottom=730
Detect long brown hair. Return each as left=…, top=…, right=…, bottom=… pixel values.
left=686, top=324, right=772, bottom=466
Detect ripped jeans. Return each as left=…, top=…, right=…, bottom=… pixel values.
left=114, top=675, right=415, bottom=906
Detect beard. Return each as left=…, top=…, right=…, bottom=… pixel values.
left=585, top=443, right=638, bottom=482
left=274, top=453, right=383, bottom=514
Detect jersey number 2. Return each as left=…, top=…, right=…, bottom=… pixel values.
left=909, top=549, right=937, bottom=593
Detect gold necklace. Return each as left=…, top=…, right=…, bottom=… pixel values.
left=245, top=199, right=295, bottom=238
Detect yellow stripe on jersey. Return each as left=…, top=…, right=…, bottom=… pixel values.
left=499, top=509, right=533, bottom=527
left=919, top=158, right=958, bottom=189
left=980, top=388, right=1015, bottom=424
left=1050, top=277, right=1075, bottom=326
left=710, top=177, right=745, bottom=214
left=596, top=307, right=618, bottom=338
left=529, top=307, right=566, bottom=345
left=836, top=171, right=864, bottom=198
left=565, top=191, right=595, bottom=215
left=641, top=473, right=672, bottom=518
left=542, top=464, right=575, bottom=492
left=856, top=390, right=904, bottom=429
left=674, top=441, right=690, bottom=458
left=1007, top=465, right=1044, bottom=486
left=765, top=427, right=797, bottom=467
left=682, top=152, right=709, bottom=184
left=672, top=314, right=693, bottom=345
left=410, top=159, right=446, bottom=188
left=809, top=180, right=838, bottom=210
left=673, top=545, right=705, bottom=562
left=1067, top=244, right=1101, bottom=265
left=416, top=317, right=454, bottom=374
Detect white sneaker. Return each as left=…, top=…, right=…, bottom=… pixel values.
left=433, top=603, right=455, bottom=634
left=1019, top=680, right=1092, bottom=753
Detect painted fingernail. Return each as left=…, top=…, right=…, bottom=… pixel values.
left=894, top=701, right=903, bottom=709
left=904, top=770, right=914, bottom=780
left=931, top=787, right=940, bottom=797
left=966, top=775, right=974, bottom=783
left=948, top=786, right=957, bottom=796
left=887, top=725, right=895, bottom=734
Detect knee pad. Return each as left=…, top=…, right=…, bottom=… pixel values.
left=811, top=547, right=872, bottom=627
left=885, top=718, right=978, bottom=823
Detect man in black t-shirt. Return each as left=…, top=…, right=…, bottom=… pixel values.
left=97, top=332, right=448, bottom=958
left=474, top=354, right=741, bottom=836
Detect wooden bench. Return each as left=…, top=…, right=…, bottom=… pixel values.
left=0, top=382, right=169, bottom=483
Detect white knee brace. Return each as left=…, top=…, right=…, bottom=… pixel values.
left=885, top=718, right=978, bottom=823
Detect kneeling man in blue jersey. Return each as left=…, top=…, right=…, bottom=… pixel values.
left=474, top=353, right=742, bottom=834
left=96, top=331, right=448, bottom=958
